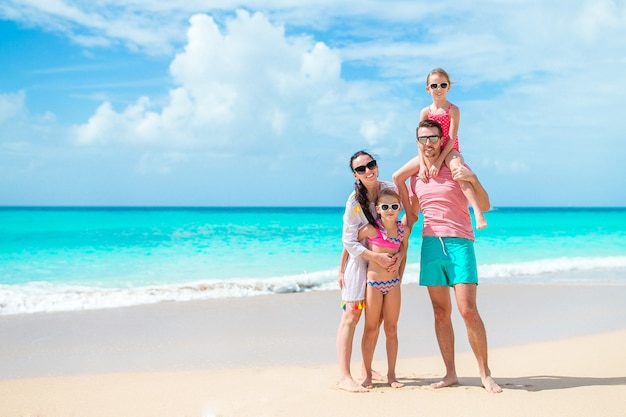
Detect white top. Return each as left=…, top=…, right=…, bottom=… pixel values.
left=340, top=181, right=397, bottom=302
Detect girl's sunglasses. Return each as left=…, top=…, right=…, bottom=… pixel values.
left=429, top=82, right=448, bottom=89
left=353, top=160, right=377, bottom=174
left=378, top=203, right=400, bottom=211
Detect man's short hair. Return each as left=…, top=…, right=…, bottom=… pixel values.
left=417, top=119, right=443, bottom=136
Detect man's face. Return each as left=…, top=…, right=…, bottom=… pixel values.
left=416, top=126, right=442, bottom=158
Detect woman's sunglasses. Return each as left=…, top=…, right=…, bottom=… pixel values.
left=378, top=203, right=400, bottom=211
left=353, top=160, right=377, bottom=174
left=429, top=82, right=449, bottom=89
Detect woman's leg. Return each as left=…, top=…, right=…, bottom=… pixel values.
left=336, top=305, right=367, bottom=392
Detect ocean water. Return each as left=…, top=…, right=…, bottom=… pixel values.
left=1, top=206, right=625, bottom=315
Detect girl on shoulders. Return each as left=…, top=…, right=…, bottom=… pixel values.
left=393, top=68, right=487, bottom=229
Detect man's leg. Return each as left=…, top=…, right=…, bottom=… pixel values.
left=454, top=283, right=502, bottom=393
left=427, top=286, right=458, bottom=388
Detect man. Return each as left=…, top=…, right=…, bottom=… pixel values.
left=393, top=119, right=502, bottom=393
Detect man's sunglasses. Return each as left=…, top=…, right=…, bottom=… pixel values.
left=378, top=203, right=401, bottom=211
left=353, top=160, right=377, bottom=174
left=417, top=135, right=441, bottom=144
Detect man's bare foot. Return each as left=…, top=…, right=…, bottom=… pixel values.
left=482, top=375, right=502, bottom=393
left=388, top=378, right=405, bottom=388
left=431, top=374, right=458, bottom=389
left=338, top=377, right=369, bottom=393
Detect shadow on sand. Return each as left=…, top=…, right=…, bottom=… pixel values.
left=396, top=375, right=626, bottom=392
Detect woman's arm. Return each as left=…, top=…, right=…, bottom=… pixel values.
left=357, top=224, right=377, bottom=241
left=342, top=199, right=398, bottom=270
left=337, top=248, right=349, bottom=289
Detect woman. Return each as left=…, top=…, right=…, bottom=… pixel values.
left=336, top=150, right=404, bottom=392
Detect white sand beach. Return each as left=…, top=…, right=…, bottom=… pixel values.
left=1, top=282, right=625, bottom=417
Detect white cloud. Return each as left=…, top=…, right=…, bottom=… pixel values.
left=3, top=1, right=626, bottom=205
left=0, top=0, right=187, bottom=54
left=137, top=151, right=189, bottom=175
left=72, top=10, right=405, bottom=155
left=359, top=114, right=394, bottom=146
left=0, top=90, right=25, bottom=124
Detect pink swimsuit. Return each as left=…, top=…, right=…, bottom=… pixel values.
left=367, top=220, right=404, bottom=249
left=428, top=104, right=460, bottom=152
left=367, top=220, right=404, bottom=295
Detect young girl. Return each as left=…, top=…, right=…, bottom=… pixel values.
left=393, top=68, right=487, bottom=229
left=340, top=188, right=406, bottom=389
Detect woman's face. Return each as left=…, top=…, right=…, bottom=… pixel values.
left=351, top=154, right=378, bottom=184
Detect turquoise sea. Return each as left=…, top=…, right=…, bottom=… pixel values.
left=1, top=207, right=625, bottom=315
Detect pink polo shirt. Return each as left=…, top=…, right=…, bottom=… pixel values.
left=408, top=166, right=474, bottom=241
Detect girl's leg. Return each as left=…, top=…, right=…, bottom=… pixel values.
left=446, top=151, right=487, bottom=229
left=336, top=305, right=367, bottom=392
left=361, top=285, right=383, bottom=388
left=382, top=284, right=404, bottom=388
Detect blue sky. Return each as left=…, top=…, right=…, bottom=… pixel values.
left=1, top=1, right=625, bottom=207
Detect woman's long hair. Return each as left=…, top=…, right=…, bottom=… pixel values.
left=349, top=150, right=378, bottom=227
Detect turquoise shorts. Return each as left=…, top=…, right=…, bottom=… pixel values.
left=419, top=236, right=478, bottom=287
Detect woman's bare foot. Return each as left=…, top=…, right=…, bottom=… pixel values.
left=482, top=375, right=502, bottom=393
left=338, top=377, right=369, bottom=393
left=431, top=374, right=458, bottom=389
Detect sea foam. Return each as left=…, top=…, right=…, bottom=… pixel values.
left=1, top=256, right=625, bottom=316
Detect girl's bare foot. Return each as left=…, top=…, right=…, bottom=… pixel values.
left=482, top=375, right=502, bottom=393
left=362, top=369, right=386, bottom=382
left=371, top=369, right=386, bottom=382
left=476, top=213, right=487, bottom=230
left=361, top=377, right=374, bottom=389
left=338, top=377, right=369, bottom=393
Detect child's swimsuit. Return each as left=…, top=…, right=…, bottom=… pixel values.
left=367, top=220, right=404, bottom=295
left=428, top=103, right=460, bottom=152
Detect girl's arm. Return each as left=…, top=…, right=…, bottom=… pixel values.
left=418, top=107, right=429, bottom=181
left=392, top=158, right=420, bottom=227
left=391, top=215, right=413, bottom=276
left=430, top=104, right=460, bottom=177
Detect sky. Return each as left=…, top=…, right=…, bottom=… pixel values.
left=1, top=1, right=625, bottom=207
